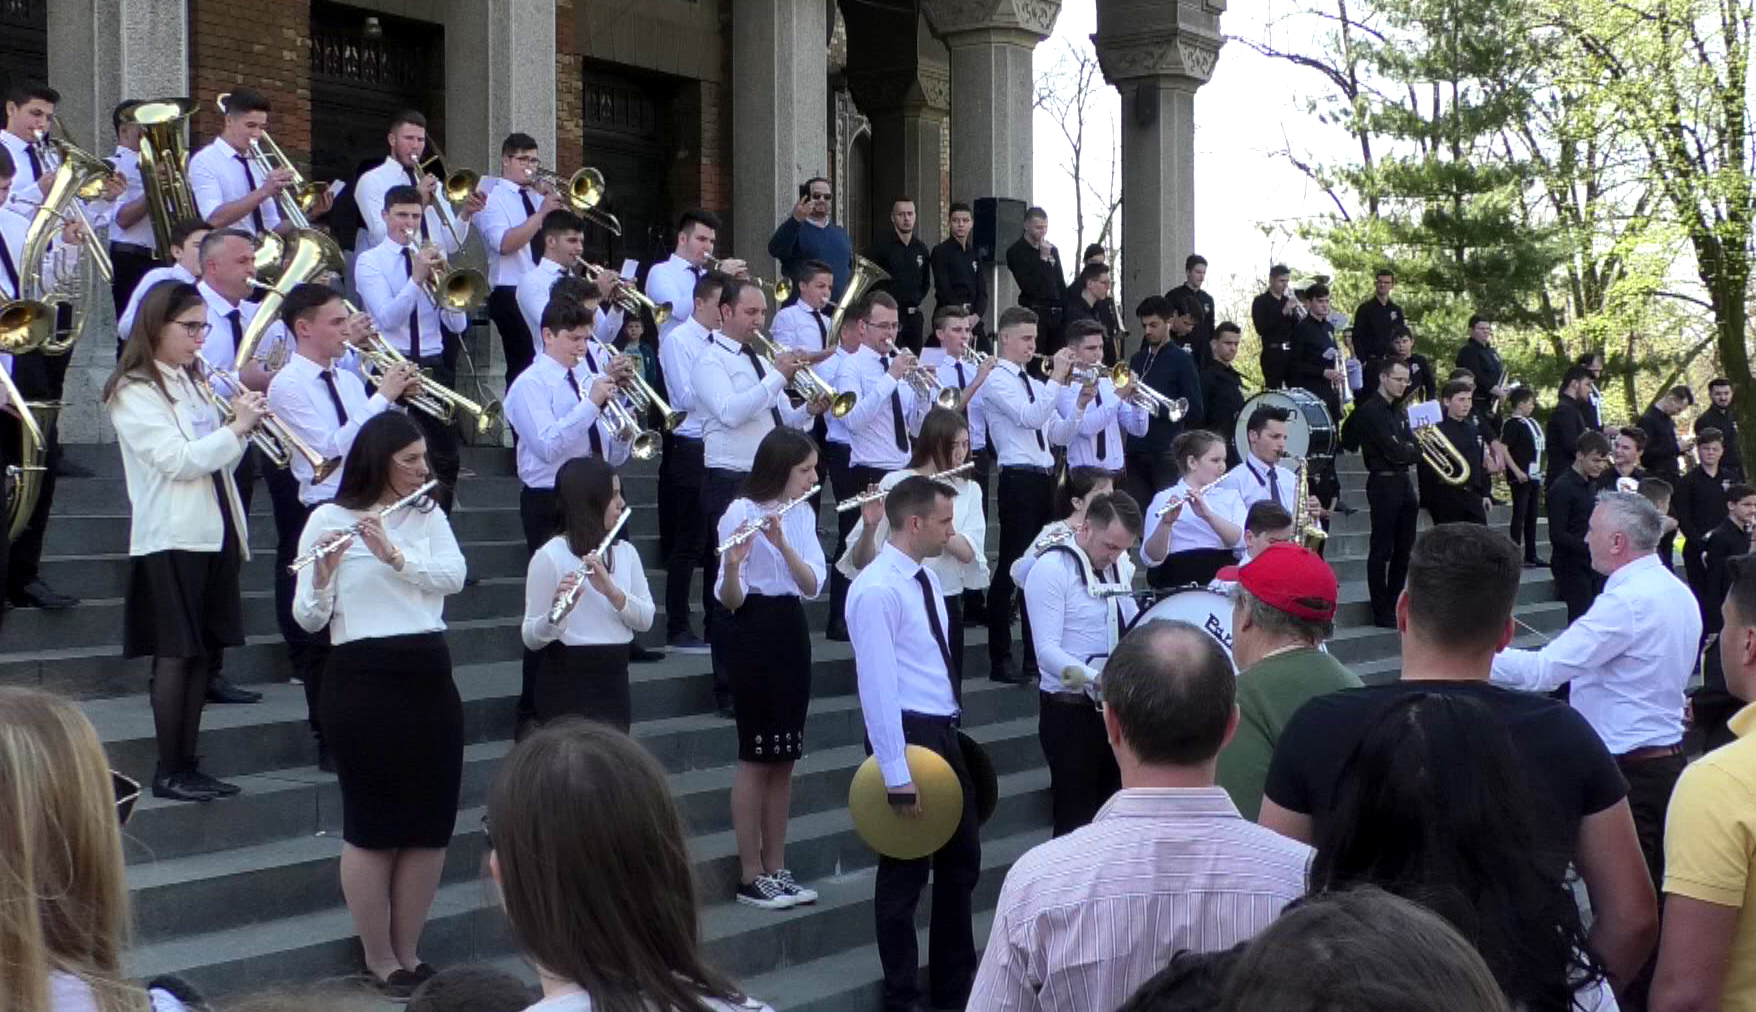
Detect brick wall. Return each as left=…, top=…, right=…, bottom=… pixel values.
left=189, top=0, right=313, bottom=168
left=555, top=0, right=583, bottom=174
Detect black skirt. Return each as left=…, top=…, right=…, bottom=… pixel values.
left=122, top=475, right=243, bottom=661
left=532, top=642, right=633, bottom=731
left=319, top=632, right=463, bottom=849
left=724, top=593, right=811, bottom=764
left=1148, top=548, right=1236, bottom=590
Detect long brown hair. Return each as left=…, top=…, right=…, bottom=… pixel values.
left=0, top=688, right=149, bottom=1012
left=553, top=456, right=619, bottom=564
left=905, top=406, right=968, bottom=474
left=486, top=721, right=747, bottom=1012
left=102, top=280, right=205, bottom=405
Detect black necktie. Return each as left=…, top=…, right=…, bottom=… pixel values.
left=1094, top=386, right=1106, bottom=460
left=1018, top=370, right=1046, bottom=451
left=234, top=154, right=267, bottom=234
left=740, top=344, right=785, bottom=427
left=403, top=165, right=431, bottom=242
left=319, top=369, right=349, bottom=425
left=954, top=362, right=967, bottom=389
left=882, top=355, right=910, bottom=452
left=520, top=189, right=542, bottom=265
left=564, top=367, right=605, bottom=457
left=402, top=248, right=423, bottom=353
left=1268, top=464, right=1282, bottom=505
left=226, top=309, right=244, bottom=363
left=583, top=343, right=599, bottom=374
left=813, top=310, right=827, bottom=345
left=25, top=143, right=41, bottom=179
left=914, top=570, right=956, bottom=681
left=0, top=237, right=18, bottom=297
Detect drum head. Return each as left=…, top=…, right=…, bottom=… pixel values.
left=1137, top=588, right=1238, bottom=669
left=1234, top=389, right=1337, bottom=461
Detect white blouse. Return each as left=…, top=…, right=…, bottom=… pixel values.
left=1141, top=480, right=1248, bottom=564
left=1010, top=519, right=1074, bottom=588
left=837, top=470, right=990, bottom=594
left=521, top=536, right=656, bottom=649
left=714, top=496, right=828, bottom=601
left=292, top=498, right=468, bottom=645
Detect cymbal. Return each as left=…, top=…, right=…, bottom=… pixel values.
left=958, top=730, right=998, bottom=826
left=848, top=745, right=963, bottom=860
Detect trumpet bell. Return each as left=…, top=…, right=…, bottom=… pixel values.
left=443, top=169, right=479, bottom=204
left=774, top=278, right=792, bottom=304
left=571, top=167, right=606, bottom=209
left=829, top=391, right=857, bottom=418
left=0, top=300, right=55, bottom=353
left=437, top=266, right=491, bottom=313
left=934, top=387, right=961, bottom=410
left=630, top=429, right=663, bottom=460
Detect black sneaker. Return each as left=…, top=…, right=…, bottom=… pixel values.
left=774, top=868, right=817, bottom=904
left=735, top=874, right=797, bottom=910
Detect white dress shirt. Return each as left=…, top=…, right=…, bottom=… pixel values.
left=108, top=146, right=155, bottom=248
left=188, top=136, right=280, bottom=236
left=836, top=469, right=990, bottom=594
left=645, top=252, right=703, bottom=342
left=355, top=235, right=466, bottom=359
left=475, top=177, right=540, bottom=287
left=0, top=203, right=54, bottom=301
left=1491, top=552, right=1702, bottom=753
left=938, top=357, right=989, bottom=452
left=117, top=263, right=197, bottom=339
left=107, top=363, right=249, bottom=558
left=848, top=542, right=961, bottom=788
left=1011, top=521, right=1074, bottom=588
left=714, top=497, right=828, bottom=600
left=352, top=156, right=469, bottom=252
left=267, top=352, right=395, bottom=504
left=820, top=347, right=854, bottom=445
left=840, top=345, right=926, bottom=470
left=1141, top=480, right=1248, bottom=564
left=515, top=257, right=621, bottom=346
left=1217, top=454, right=1302, bottom=514
left=985, top=359, right=1077, bottom=468
left=658, top=315, right=712, bottom=440
left=1026, top=544, right=1140, bottom=693
left=292, top=498, right=468, bottom=644
left=521, top=537, right=654, bottom=649
left=502, top=353, right=614, bottom=488
left=771, top=300, right=832, bottom=353
left=197, top=280, right=287, bottom=373
left=1056, top=378, right=1146, bottom=471
left=691, top=332, right=811, bottom=472
left=0, top=130, right=47, bottom=214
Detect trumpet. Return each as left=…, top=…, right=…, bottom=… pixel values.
left=703, top=254, right=791, bottom=304
left=1112, top=366, right=1190, bottom=421
left=835, top=462, right=974, bottom=513
left=1153, top=477, right=1226, bottom=519
left=575, top=257, right=671, bottom=326
left=416, top=242, right=490, bottom=313
left=347, top=299, right=505, bottom=437
left=588, top=337, right=685, bottom=431
left=286, top=479, right=440, bottom=574
left=192, top=360, right=340, bottom=484
left=1407, top=406, right=1470, bottom=486
left=748, top=330, right=856, bottom=417
left=413, top=141, right=480, bottom=249
left=896, top=357, right=960, bottom=410
left=598, top=388, right=663, bottom=461
left=717, top=485, right=821, bottom=555
left=527, top=163, right=622, bottom=235
left=547, top=506, right=634, bottom=624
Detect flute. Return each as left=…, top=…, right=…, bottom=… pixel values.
left=834, top=462, right=975, bottom=513
left=286, top=480, right=440, bottom=573
left=1152, top=477, right=1226, bottom=519
left=547, top=507, right=633, bottom=625
left=716, top=485, right=821, bottom=554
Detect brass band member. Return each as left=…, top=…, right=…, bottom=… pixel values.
left=1058, top=319, right=1145, bottom=474
left=841, top=291, right=926, bottom=494
left=1355, top=358, right=1424, bottom=627
left=655, top=271, right=726, bottom=655
left=1009, top=467, right=1118, bottom=592
left=515, top=209, right=620, bottom=347
left=645, top=209, right=738, bottom=342
left=477, top=132, right=564, bottom=387
left=0, top=82, right=58, bottom=214
left=715, top=428, right=826, bottom=910
left=770, top=257, right=836, bottom=354
left=104, top=281, right=260, bottom=801
left=1124, top=295, right=1204, bottom=514
left=1218, top=405, right=1324, bottom=523
left=189, top=89, right=332, bottom=237
left=117, top=217, right=209, bottom=344
left=1025, top=491, right=1143, bottom=835
left=1141, top=430, right=1247, bottom=589
left=107, top=100, right=159, bottom=327
left=1420, top=380, right=1493, bottom=525
left=352, top=110, right=482, bottom=252
left=842, top=408, right=990, bottom=689
left=848, top=476, right=981, bottom=1012
left=937, top=306, right=996, bottom=624
left=521, top=456, right=653, bottom=730
left=293, top=412, right=466, bottom=1000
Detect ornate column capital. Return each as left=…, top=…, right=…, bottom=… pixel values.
left=1093, top=0, right=1224, bottom=86
left=845, top=64, right=952, bottom=117
left=923, top=0, right=1062, bottom=45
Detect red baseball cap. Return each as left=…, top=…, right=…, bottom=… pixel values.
left=1214, top=543, right=1338, bottom=622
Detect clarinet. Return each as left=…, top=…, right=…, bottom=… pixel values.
left=547, top=507, right=634, bottom=625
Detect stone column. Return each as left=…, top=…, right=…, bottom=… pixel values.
left=731, top=0, right=829, bottom=270
left=1094, top=0, right=1223, bottom=308
left=923, top=0, right=1059, bottom=330
left=446, top=0, right=557, bottom=171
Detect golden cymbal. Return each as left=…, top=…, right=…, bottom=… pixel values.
left=848, top=745, right=963, bottom=860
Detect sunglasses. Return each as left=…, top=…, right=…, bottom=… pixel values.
left=113, top=770, right=141, bottom=826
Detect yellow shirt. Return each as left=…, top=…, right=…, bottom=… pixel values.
left=1664, top=703, right=1756, bottom=1011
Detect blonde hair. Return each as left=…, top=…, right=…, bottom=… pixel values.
left=0, top=688, right=148, bottom=1012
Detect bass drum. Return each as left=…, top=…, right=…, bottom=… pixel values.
left=1130, top=587, right=1237, bottom=670
left=1234, top=388, right=1335, bottom=461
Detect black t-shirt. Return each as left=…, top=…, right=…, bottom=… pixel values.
left=1264, top=681, right=1627, bottom=865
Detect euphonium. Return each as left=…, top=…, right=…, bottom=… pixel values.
left=575, top=257, right=671, bottom=326
left=1409, top=409, right=1471, bottom=487
left=0, top=300, right=55, bottom=539
left=588, top=337, right=685, bottom=431
left=192, top=359, right=341, bottom=483
left=120, top=98, right=202, bottom=262
left=748, top=330, right=855, bottom=417
left=237, top=230, right=345, bottom=367
left=22, top=121, right=118, bottom=354
left=824, top=255, right=890, bottom=350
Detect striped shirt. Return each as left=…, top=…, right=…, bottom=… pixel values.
left=968, top=787, right=1311, bottom=1012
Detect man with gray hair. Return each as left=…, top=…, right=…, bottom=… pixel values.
left=1491, top=489, right=1702, bottom=983
left=1213, top=543, right=1362, bottom=820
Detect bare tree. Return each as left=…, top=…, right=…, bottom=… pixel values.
left=1034, top=36, right=1124, bottom=274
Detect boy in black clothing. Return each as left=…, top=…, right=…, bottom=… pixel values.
left=1550, top=431, right=1612, bottom=621
left=1420, top=381, right=1491, bottom=525
left=1695, top=484, right=1756, bottom=749
left=1676, top=428, right=1747, bottom=623
left=1501, top=387, right=1545, bottom=565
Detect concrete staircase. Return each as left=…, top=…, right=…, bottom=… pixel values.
left=0, top=444, right=1561, bottom=1009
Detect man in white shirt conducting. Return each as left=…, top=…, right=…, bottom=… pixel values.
left=1057, top=319, right=1146, bottom=475
left=351, top=109, right=482, bottom=252
left=1024, top=490, right=1144, bottom=835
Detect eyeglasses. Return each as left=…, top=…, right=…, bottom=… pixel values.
left=177, top=321, right=213, bottom=338
left=113, top=770, right=141, bottom=827
left=808, top=192, right=832, bottom=201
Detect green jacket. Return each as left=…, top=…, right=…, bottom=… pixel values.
left=1216, top=646, right=1363, bottom=821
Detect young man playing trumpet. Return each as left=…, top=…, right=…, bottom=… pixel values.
left=839, top=291, right=929, bottom=499
left=352, top=109, right=483, bottom=252
left=515, top=209, right=620, bottom=350
left=477, top=132, right=565, bottom=387
left=355, top=184, right=468, bottom=511
left=1057, top=319, right=1145, bottom=475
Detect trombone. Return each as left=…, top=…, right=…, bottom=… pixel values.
left=527, top=163, right=622, bottom=236
left=748, top=330, right=855, bottom=417
left=575, top=257, right=671, bottom=326
left=703, top=254, right=791, bottom=304
left=344, top=298, right=504, bottom=437
left=216, top=93, right=328, bottom=257
left=192, top=359, right=341, bottom=484
left=413, top=139, right=480, bottom=250
left=588, top=337, right=685, bottom=431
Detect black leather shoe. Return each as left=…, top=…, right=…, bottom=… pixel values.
left=183, top=762, right=241, bottom=797
left=206, top=675, right=262, bottom=704
left=1524, top=557, right=1549, bottom=568
left=1334, top=502, right=1360, bottom=516
left=152, top=766, right=218, bottom=803
left=989, top=659, right=1031, bottom=685
left=629, top=642, right=665, bottom=663
left=10, top=579, right=77, bottom=609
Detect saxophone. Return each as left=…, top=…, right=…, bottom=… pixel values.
left=1286, top=453, right=1329, bottom=551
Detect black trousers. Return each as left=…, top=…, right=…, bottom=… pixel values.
left=663, top=435, right=709, bottom=640
left=701, top=467, right=747, bottom=705
left=1553, top=559, right=1601, bottom=623
left=1684, top=548, right=1712, bottom=629
left=657, top=430, right=678, bottom=562
left=0, top=409, right=54, bottom=595
left=1040, top=693, right=1120, bottom=836
left=1365, top=471, right=1419, bottom=623
left=109, top=245, right=159, bottom=345
left=873, top=714, right=981, bottom=1012
left=1509, top=477, right=1541, bottom=558
left=943, top=594, right=965, bottom=701
left=1124, top=448, right=1180, bottom=516
left=230, top=446, right=304, bottom=686
left=11, top=333, right=69, bottom=401
left=517, top=486, right=558, bottom=728
left=488, top=286, right=536, bottom=390
left=1619, top=750, right=1687, bottom=1012
left=1261, top=344, right=1292, bottom=390
left=825, top=440, right=857, bottom=634
left=989, top=468, right=1055, bottom=669
left=896, top=304, right=925, bottom=354
left=284, top=500, right=331, bottom=739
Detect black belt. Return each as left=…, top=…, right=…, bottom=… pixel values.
left=1040, top=689, right=1097, bottom=709
left=1616, top=742, right=1684, bottom=765
left=1001, top=464, right=1054, bottom=476
left=1368, top=468, right=1411, bottom=476
left=110, top=241, right=154, bottom=256
left=671, top=433, right=702, bottom=445
left=901, top=710, right=960, bottom=726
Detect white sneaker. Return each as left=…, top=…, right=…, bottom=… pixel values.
left=774, top=868, right=817, bottom=904
left=735, top=874, right=796, bottom=910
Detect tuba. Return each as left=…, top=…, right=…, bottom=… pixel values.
left=121, top=98, right=203, bottom=262
left=0, top=300, right=56, bottom=539
left=824, top=255, right=890, bottom=350
left=236, top=231, right=344, bottom=368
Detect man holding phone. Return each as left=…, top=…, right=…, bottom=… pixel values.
left=769, top=176, right=853, bottom=300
